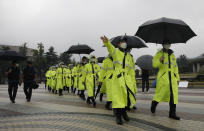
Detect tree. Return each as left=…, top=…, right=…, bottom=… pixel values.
left=177, top=54, right=192, bottom=73
left=33, top=43, right=47, bottom=82
left=59, top=52, right=72, bottom=65
left=45, top=46, right=59, bottom=69
left=1, top=46, right=10, bottom=51
left=19, top=42, right=28, bottom=56
left=0, top=46, right=11, bottom=83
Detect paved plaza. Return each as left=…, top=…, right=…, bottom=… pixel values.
left=0, top=84, right=204, bottom=131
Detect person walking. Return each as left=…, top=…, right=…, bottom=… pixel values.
left=100, top=36, right=136, bottom=125
left=65, top=65, right=72, bottom=93
left=78, top=56, right=88, bottom=100
left=141, top=69, right=150, bottom=93
left=98, top=54, right=114, bottom=110
left=56, top=62, right=64, bottom=96
left=151, top=44, right=180, bottom=120
left=5, top=61, right=21, bottom=103
left=84, top=55, right=100, bottom=107
left=23, top=61, right=37, bottom=102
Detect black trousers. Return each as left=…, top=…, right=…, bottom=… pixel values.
left=24, top=82, right=33, bottom=100
left=142, top=77, right=149, bottom=92
left=153, top=73, right=176, bottom=114
left=87, top=97, right=95, bottom=103
left=8, top=81, right=19, bottom=101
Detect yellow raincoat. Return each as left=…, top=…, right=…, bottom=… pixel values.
left=65, top=67, right=72, bottom=88
left=84, top=59, right=100, bottom=97
left=56, top=67, right=64, bottom=90
left=153, top=49, right=180, bottom=104
left=78, top=65, right=86, bottom=91
left=103, top=40, right=136, bottom=108
left=50, top=69, right=56, bottom=90
left=99, top=57, right=114, bottom=102
left=72, top=65, right=79, bottom=89
left=46, top=69, right=51, bottom=87
left=126, top=53, right=137, bottom=107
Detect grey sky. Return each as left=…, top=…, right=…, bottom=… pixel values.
left=0, top=0, right=203, bottom=62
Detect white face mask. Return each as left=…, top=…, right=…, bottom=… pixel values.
left=90, top=58, right=95, bottom=63
left=16, top=64, right=19, bottom=67
left=120, top=43, right=127, bottom=49
left=163, top=44, right=171, bottom=49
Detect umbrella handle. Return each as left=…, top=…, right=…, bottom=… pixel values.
left=79, top=54, right=81, bottom=61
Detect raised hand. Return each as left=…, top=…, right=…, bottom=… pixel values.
left=100, top=36, right=108, bottom=43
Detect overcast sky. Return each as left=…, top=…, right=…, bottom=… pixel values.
left=0, top=0, right=203, bottom=62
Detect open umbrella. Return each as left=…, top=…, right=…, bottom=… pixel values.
left=110, top=34, right=147, bottom=48
left=136, top=55, right=153, bottom=70
left=97, top=57, right=105, bottom=63
left=0, top=51, right=26, bottom=61
left=66, top=44, right=94, bottom=54
left=135, top=17, right=196, bottom=44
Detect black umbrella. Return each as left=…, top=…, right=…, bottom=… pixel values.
left=135, top=17, right=196, bottom=44
left=110, top=35, right=147, bottom=48
left=136, top=55, right=153, bottom=70
left=0, top=51, right=26, bottom=61
left=97, top=57, right=105, bottom=63
left=66, top=44, right=94, bottom=54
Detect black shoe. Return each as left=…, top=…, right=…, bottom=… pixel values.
left=121, top=110, right=129, bottom=122
left=151, top=101, right=157, bottom=113
left=11, top=100, right=15, bottom=103
left=132, top=106, right=137, bottom=110
left=100, top=93, right=103, bottom=102
left=169, top=114, right=180, bottom=120
left=93, top=102, right=96, bottom=108
left=105, top=102, right=112, bottom=110
left=116, top=114, right=123, bottom=125
left=27, top=99, right=30, bottom=102
left=59, top=93, right=63, bottom=96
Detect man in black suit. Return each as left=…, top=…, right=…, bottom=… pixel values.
left=5, top=61, right=21, bottom=103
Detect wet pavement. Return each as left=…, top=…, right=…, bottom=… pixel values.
left=0, top=84, right=204, bottom=131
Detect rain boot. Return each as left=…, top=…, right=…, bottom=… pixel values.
left=114, top=108, right=123, bottom=125
left=59, top=89, right=63, bottom=96
left=121, top=109, right=129, bottom=122
left=77, top=90, right=80, bottom=95
left=151, top=100, right=158, bottom=113
left=86, top=97, right=92, bottom=104
left=100, top=93, right=103, bottom=102
left=91, top=97, right=96, bottom=108
left=73, top=88, right=76, bottom=94
left=105, top=101, right=112, bottom=110
left=80, top=90, right=86, bottom=101
left=67, top=87, right=69, bottom=93
left=169, top=104, right=180, bottom=120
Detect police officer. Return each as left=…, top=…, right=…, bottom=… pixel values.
left=151, top=44, right=180, bottom=120
left=78, top=56, right=88, bottom=100
left=101, top=36, right=136, bottom=125
left=56, top=62, right=64, bottom=96
left=98, top=54, right=114, bottom=110
left=84, top=55, right=100, bottom=107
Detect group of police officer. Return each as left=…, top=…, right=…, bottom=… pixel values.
left=45, top=35, right=180, bottom=125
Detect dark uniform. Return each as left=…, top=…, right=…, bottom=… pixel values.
left=142, top=69, right=149, bottom=92
left=7, top=66, right=21, bottom=103
left=23, top=65, right=36, bottom=102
